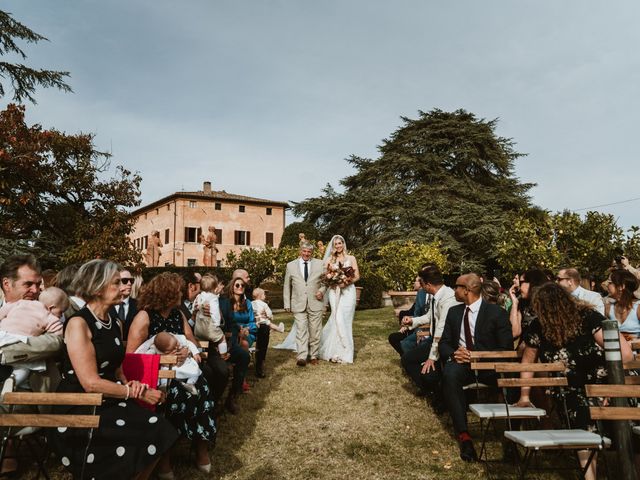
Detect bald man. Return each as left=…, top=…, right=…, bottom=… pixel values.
left=438, top=273, right=512, bottom=462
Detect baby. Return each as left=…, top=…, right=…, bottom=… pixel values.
left=251, top=288, right=284, bottom=333
left=135, top=332, right=201, bottom=395
left=193, top=274, right=225, bottom=343
left=0, top=287, right=68, bottom=385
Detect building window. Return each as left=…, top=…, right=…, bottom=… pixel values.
left=164, top=229, right=170, bottom=244
left=144, top=213, right=147, bottom=219
left=266, top=207, right=272, bottom=215
left=214, top=228, right=222, bottom=244
left=215, top=203, right=221, bottom=210
left=155, top=208, right=159, bottom=215
left=167, top=204, right=171, bottom=210
left=239, top=205, right=245, bottom=213
left=142, top=236, right=148, bottom=249
left=266, top=232, right=274, bottom=247
left=234, top=230, right=250, bottom=246
left=189, top=201, right=197, bottom=208
left=164, top=262, right=171, bottom=266
left=187, top=258, right=197, bottom=267
left=184, top=226, right=202, bottom=243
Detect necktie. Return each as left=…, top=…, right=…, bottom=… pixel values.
left=463, top=306, right=474, bottom=350
left=118, top=302, right=126, bottom=322
left=304, top=261, right=308, bottom=282
left=430, top=297, right=436, bottom=336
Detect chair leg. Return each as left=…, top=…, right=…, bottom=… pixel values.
left=518, top=448, right=534, bottom=480
left=477, top=418, right=491, bottom=461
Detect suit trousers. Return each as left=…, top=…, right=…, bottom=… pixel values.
left=400, top=337, right=440, bottom=393
left=388, top=330, right=410, bottom=355
left=294, top=309, right=323, bottom=361
left=228, top=343, right=250, bottom=394
left=442, top=361, right=498, bottom=435
left=255, top=324, right=270, bottom=368
left=201, top=353, right=229, bottom=403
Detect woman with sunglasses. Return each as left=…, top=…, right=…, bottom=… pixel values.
left=606, top=269, right=640, bottom=340
left=219, top=276, right=255, bottom=413
left=507, top=268, right=547, bottom=346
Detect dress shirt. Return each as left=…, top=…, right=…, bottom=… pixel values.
left=119, top=297, right=130, bottom=319
left=459, top=297, right=482, bottom=349
left=571, top=286, right=605, bottom=315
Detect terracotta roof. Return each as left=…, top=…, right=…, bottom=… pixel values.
left=132, top=188, right=289, bottom=215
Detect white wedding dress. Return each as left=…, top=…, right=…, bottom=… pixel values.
left=318, top=281, right=356, bottom=364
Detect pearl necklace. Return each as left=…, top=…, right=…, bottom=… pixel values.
left=87, top=305, right=112, bottom=330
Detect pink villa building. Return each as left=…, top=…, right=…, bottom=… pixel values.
left=130, top=181, right=288, bottom=267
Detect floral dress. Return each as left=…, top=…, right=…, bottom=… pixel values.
left=49, top=307, right=178, bottom=479
left=523, top=308, right=607, bottom=430
left=147, top=308, right=216, bottom=441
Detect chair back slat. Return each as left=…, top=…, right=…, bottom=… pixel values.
left=589, top=406, right=640, bottom=421
left=469, top=351, right=519, bottom=360
left=469, top=362, right=500, bottom=370
left=497, top=377, right=568, bottom=388
left=623, top=360, right=640, bottom=370
left=2, top=392, right=103, bottom=406
left=495, top=362, right=565, bottom=373
left=585, top=384, right=640, bottom=398
left=625, top=376, right=640, bottom=385
left=0, top=414, right=100, bottom=428
left=159, top=355, right=177, bottom=365
left=158, top=370, right=176, bottom=379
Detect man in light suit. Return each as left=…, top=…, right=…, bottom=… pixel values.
left=556, top=267, right=605, bottom=314
left=283, top=241, right=326, bottom=366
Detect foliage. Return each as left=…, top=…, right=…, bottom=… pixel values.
left=293, top=109, right=534, bottom=272
left=225, top=246, right=278, bottom=286
left=0, top=104, right=142, bottom=268
left=140, top=265, right=233, bottom=285
left=0, top=10, right=72, bottom=103
left=375, top=240, right=448, bottom=291
left=497, top=209, right=635, bottom=280
left=280, top=221, right=319, bottom=248
left=356, top=270, right=385, bottom=309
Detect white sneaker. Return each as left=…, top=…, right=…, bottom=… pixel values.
left=276, top=322, right=285, bottom=333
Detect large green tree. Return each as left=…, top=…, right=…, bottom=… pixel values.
left=0, top=104, right=141, bottom=267
left=294, top=109, right=534, bottom=271
left=0, top=10, right=72, bottom=103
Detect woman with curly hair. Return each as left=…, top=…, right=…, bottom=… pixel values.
left=606, top=269, right=640, bottom=339
left=514, top=282, right=632, bottom=480
left=127, top=273, right=216, bottom=477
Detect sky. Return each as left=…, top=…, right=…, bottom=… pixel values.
left=3, top=1, right=640, bottom=230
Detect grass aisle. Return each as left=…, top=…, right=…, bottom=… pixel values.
left=206, top=307, right=491, bottom=480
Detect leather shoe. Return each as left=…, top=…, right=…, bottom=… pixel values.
left=459, top=439, right=477, bottom=462
left=225, top=394, right=239, bottom=415
left=296, top=359, right=307, bottom=367
left=310, top=358, right=319, bottom=365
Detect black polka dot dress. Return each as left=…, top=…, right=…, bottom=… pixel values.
left=48, top=307, right=179, bottom=479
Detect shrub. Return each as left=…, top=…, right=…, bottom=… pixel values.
left=376, top=240, right=448, bottom=291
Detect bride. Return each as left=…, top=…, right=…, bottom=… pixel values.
left=275, top=235, right=359, bottom=364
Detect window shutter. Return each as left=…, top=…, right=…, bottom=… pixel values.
left=246, top=231, right=250, bottom=246
left=184, top=227, right=189, bottom=242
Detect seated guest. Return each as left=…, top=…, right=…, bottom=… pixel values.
left=556, top=267, right=605, bottom=315
left=388, top=276, right=429, bottom=355
left=514, top=282, right=633, bottom=480
left=108, top=268, right=138, bottom=339
left=508, top=269, right=547, bottom=346
left=219, top=276, right=252, bottom=413
left=400, top=265, right=459, bottom=404
left=605, top=269, right=640, bottom=339
left=52, top=263, right=83, bottom=320
left=49, top=259, right=178, bottom=480
left=127, top=273, right=216, bottom=475
left=439, top=273, right=512, bottom=462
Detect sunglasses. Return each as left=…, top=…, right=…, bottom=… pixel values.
left=120, top=278, right=134, bottom=285
left=454, top=284, right=467, bottom=289
left=234, top=283, right=245, bottom=289
left=555, top=277, right=570, bottom=281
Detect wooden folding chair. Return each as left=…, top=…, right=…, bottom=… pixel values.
left=198, top=340, right=210, bottom=360
left=0, top=379, right=102, bottom=480
left=469, top=362, right=562, bottom=461
left=501, top=368, right=610, bottom=480
left=587, top=383, right=640, bottom=434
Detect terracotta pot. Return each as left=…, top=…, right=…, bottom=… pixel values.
left=388, top=291, right=417, bottom=317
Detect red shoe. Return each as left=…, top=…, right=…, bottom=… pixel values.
left=242, top=380, right=250, bottom=392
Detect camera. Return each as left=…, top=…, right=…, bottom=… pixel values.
left=615, top=255, right=624, bottom=266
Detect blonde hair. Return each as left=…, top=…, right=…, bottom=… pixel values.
left=200, top=274, right=219, bottom=293
left=39, top=287, right=69, bottom=311
left=252, top=287, right=266, bottom=300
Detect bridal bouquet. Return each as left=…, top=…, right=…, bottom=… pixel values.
left=322, top=262, right=355, bottom=289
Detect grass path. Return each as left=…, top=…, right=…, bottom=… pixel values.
left=199, top=307, right=513, bottom=480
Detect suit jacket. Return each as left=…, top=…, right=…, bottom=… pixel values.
left=109, top=297, right=138, bottom=340
left=438, top=300, right=512, bottom=362
left=283, top=258, right=325, bottom=313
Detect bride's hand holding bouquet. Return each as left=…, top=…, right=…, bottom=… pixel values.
left=322, top=262, right=355, bottom=290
